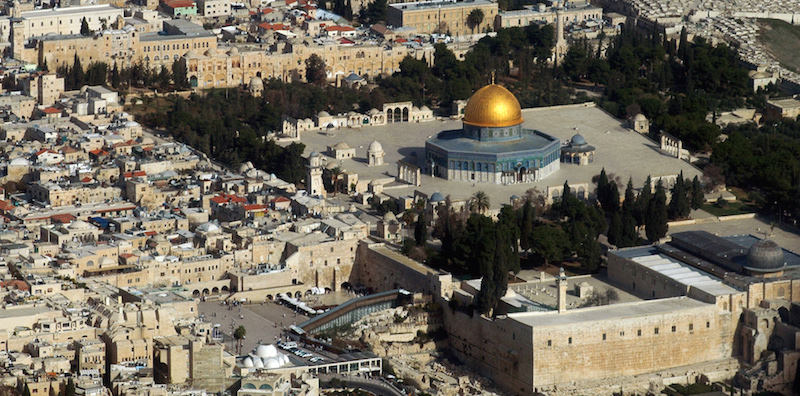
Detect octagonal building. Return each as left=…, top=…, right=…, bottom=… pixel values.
left=425, top=84, right=561, bottom=184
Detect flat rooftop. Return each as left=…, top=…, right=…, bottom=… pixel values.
left=296, top=103, right=703, bottom=209
left=509, top=297, right=710, bottom=328
left=21, top=4, right=121, bottom=18
left=623, top=247, right=740, bottom=296
left=389, top=0, right=494, bottom=11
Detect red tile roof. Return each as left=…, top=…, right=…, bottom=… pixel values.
left=35, top=149, right=57, bottom=156
left=164, top=0, right=195, bottom=8
left=326, top=25, right=355, bottom=32
left=41, top=107, right=61, bottom=114
left=339, top=38, right=354, bottom=44
left=89, top=149, right=109, bottom=156
left=51, top=213, right=76, bottom=224
left=144, top=231, right=157, bottom=236
left=0, top=200, right=13, bottom=212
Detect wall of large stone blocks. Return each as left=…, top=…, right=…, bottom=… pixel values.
left=529, top=301, right=730, bottom=387
left=442, top=308, right=535, bottom=396
left=354, top=242, right=440, bottom=294
left=288, top=239, right=358, bottom=291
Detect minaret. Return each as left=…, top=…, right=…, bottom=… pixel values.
left=557, top=266, right=567, bottom=312
left=305, top=151, right=326, bottom=198
left=10, top=0, right=24, bottom=60
left=553, top=10, right=569, bottom=66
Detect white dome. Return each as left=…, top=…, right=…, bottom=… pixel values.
left=243, top=357, right=254, bottom=368
left=9, top=157, right=29, bottom=166
left=368, top=140, right=383, bottom=152
left=254, top=344, right=278, bottom=358
left=264, top=358, right=281, bottom=369
left=69, top=220, right=93, bottom=230
left=254, top=358, right=264, bottom=368
left=196, top=222, right=220, bottom=234
left=318, top=111, right=331, bottom=117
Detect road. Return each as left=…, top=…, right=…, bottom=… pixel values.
left=319, top=374, right=405, bottom=396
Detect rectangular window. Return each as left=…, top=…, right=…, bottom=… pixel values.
left=602, top=333, right=606, bottom=340
left=547, top=340, right=551, bottom=346
left=568, top=337, right=572, bottom=344
left=706, top=321, right=710, bottom=328
left=689, top=324, right=694, bottom=331
left=654, top=327, right=659, bottom=334
left=671, top=326, right=676, bottom=332
left=637, top=329, right=642, bottom=336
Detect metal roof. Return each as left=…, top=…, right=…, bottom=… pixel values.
left=631, top=253, right=739, bottom=296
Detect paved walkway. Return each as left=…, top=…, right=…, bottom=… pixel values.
left=319, top=374, right=405, bottom=396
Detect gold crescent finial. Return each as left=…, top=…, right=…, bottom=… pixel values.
left=491, top=70, right=495, bottom=84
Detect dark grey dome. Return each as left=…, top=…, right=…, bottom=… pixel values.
left=430, top=192, right=444, bottom=202
left=746, top=239, right=785, bottom=272
left=571, top=134, right=587, bottom=146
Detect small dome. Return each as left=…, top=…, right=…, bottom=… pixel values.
left=430, top=192, right=444, bottom=202
left=254, top=344, right=278, bottom=358
left=196, top=222, right=220, bottom=234
left=318, top=111, right=331, bottom=117
left=325, top=162, right=338, bottom=170
left=746, top=239, right=785, bottom=272
left=633, top=113, right=647, bottom=121
left=264, top=358, right=281, bottom=369
left=249, top=77, right=264, bottom=90
left=228, top=46, right=240, bottom=55
left=309, top=150, right=319, bottom=158
left=333, top=142, right=351, bottom=149
left=383, top=211, right=397, bottom=222
left=420, top=105, right=430, bottom=111
left=184, top=49, right=199, bottom=59
left=369, top=108, right=380, bottom=115
left=570, top=134, right=587, bottom=146
left=204, top=48, right=218, bottom=57
left=253, top=358, right=264, bottom=368
left=243, top=357, right=254, bottom=368
left=368, top=140, right=383, bottom=152
left=68, top=220, right=93, bottom=230
left=9, top=157, right=29, bottom=166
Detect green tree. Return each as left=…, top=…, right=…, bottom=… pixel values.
left=111, top=62, right=121, bottom=88
left=414, top=211, right=428, bottom=247
left=233, top=325, right=246, bottom=354
left=470, top=190, right=490, bottom=214
left=668, top=171, right=691, bottom=219
left=64, top=379, right=76, bottom=396
left=80, top=17, right=91, bottom=36
left=690, top=175, right=704, bottom=210
left=360, top=0, right=387, bottom=25
left=519, top=199, right=534, bottom=253
left=467, top=8, right=485, bottom=34
left=172, top=59, right=189, bottom=89
left=635, top=175, right=652, bottom=227
left=645, top=179, right=669, bottom=241
left=530, top=224, right=568, bottom=265
left=305, top=54, right=327, bottom=85
left=607, top=212, right=623, bottom=247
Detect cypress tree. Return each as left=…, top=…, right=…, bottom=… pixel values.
left=691, top=175, right=704, bottom=210
left=645, top=179, right=669, bottom=242
left=519, top=199, right=533, bottom=253
left=607, top=212, right=623, bottom=247
left=621, top=211, right=638, bottom=247
left=111, top=62, right=121, bottom=88
left=622, top=177, right=636, bottom=215
left=596, top=168, right=608, bottom=207
left=606, top=178, right=620, bottom=213
left=668, top=171, right=691, bottom=220
left=635, top=175, right=652, bottom=227
left=414, top=211, right=427, bottom=246
left=80, top=17, right=91, bottom=36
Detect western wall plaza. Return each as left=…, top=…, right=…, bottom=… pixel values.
left=0, top=0, right=798, bottom=395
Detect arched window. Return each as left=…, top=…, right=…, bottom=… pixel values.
left=154, top=56, right=159, bottom=61
left=242, top=384, right=256, bottom=390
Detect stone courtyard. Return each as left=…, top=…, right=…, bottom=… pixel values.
left=296, top=103, right=703, bottom=209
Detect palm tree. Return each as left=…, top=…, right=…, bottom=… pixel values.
left=467, top=8, right=485, bottom=34
left=234, top=325, right=246, bottom=355
left=470, top=191, right=490, bottom=214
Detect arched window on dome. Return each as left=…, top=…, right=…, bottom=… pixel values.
left=477, top=163, right=482, bottom=171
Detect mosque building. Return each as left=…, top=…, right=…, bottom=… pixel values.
left=425, top=84, right=562, bottom=184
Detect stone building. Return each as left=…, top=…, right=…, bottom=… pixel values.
left=425, top=84, right=561, bottom=184
left=183, top=36, right=433, bottom=88
left=386, top=0, right=498, bottom=36
left=367, top=140, right=384, bottom=167
left=559, top=133, right=595, bottom=165
left=494, top=0, right=602, bottom=30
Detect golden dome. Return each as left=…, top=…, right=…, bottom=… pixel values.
left=463, top=84, right=523, bottom=128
